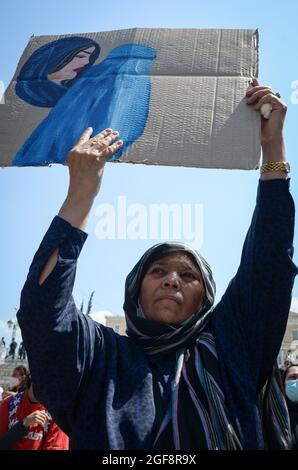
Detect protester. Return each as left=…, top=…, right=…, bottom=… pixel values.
left=17, top=78, right=297, bottom=449
left=7, top=339, right=17, bottom=360
left=0, top=374, right=69, bottom=450
left=283, top=364, right=298, bottom=449
left=2, top=365, right=30, bottom=399
left=18, top=342, right=26, bottom=361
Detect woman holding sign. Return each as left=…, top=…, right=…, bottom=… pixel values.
left=17, top=79, right=297, bottom=449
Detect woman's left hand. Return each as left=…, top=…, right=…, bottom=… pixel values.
left=246, top=78, right=287, bottom=146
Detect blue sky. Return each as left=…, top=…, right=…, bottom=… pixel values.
left=0, top=0, right=297, bottom=345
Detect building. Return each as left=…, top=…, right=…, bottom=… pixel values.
left=104, top=307, right=298, bottom=366
left=105, top=315, right=127, bottom=336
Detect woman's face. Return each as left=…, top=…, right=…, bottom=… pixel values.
left=139, top=252, right=205, bottom=325
left=12, top=369, right=26, bottom=388
left=285, top=365, right=298, bottom=402
left=47, top=46, right=96, bottom=83
left=286, top=366, right=298, bottom=382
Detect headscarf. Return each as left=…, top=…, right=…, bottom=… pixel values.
left=16, top=37, right=100, bottom=107
left=123, top=242, right=291, bottom=450
left=12, top=43, right=156, bottom=166
left=124, top=242, right=216, bottom=356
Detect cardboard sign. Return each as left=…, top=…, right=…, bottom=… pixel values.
left=0, top=28, right=260, bottom=169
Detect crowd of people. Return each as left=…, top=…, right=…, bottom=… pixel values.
left=0, top=364, right=69, bottom=449
left=0, top=337, right=27, bottom=361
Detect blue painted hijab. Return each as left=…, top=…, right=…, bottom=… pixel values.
left=13, top=43, right=156, bottom=166
left=16, top=37, right=100, bottom=107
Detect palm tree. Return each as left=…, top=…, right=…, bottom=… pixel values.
left=86, top=291, right=95, bottom=316
left=80, top=291, right=95, bottom=316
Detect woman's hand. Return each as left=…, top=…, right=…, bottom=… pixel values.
left=246, top=78, right=287, bottom=146
left=66, top=127, right=122, bottom=201
left=2, top=390, right=17, bottom=399
left=38, top=127, right=122, bottom=285
left=58, top=127, right=122, bottom=230
left=246, top=78, right=288, bottom=179
left=23, top=410, right=49, bottom=428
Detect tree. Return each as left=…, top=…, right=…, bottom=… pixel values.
left=80, top=291, right=95, bottom=316
left=86, top=291, right=95, bottom=316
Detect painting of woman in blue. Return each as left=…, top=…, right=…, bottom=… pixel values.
left=13, top=39, right=156, bottom=166
left=16, top=37, right=101, bottom=108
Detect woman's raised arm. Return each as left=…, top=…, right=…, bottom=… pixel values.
left=38, top=127, right=122, bottom=285
left=246, top=77, right=288, bottom=181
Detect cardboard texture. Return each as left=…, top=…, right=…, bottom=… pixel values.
left=0, top=28, right=260, bottom=169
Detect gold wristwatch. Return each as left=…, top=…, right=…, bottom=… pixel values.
left=260, top=161, right=290, bottom=174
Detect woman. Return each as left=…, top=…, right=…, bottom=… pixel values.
left=0, top=374, right=69, bottom=450
left=17, top=79, right=297, bottom=449
left=15, top=36, right=100, bottom=107
left=283, top=364, right=298, bottom=448
left=2, top=365, right=29, bottom=399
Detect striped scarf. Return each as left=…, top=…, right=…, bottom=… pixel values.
left=124, top=242, right=291, bottom=450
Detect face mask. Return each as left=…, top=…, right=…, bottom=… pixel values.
left=8, top=377, right=20, bottom=389
left=286, top=380, right=298, bottom=403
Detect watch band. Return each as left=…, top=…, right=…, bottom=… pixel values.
left=260, top=161, right=290, bottom=174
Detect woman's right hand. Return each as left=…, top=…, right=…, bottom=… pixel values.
left=40, top=127, right=121, bottom=283
left=23, top=410, right=49, bottom=429
left=67, top=127, right=122, bottom=200
left=58, top=127, right=122, bottom=230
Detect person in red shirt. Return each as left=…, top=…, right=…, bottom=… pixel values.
left=0, top=375, right=69, bottom=450
left=2, top=365, right=30, bottom=400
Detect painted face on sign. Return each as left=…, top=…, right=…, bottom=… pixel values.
left=47, top=46, right=96, bottom=83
